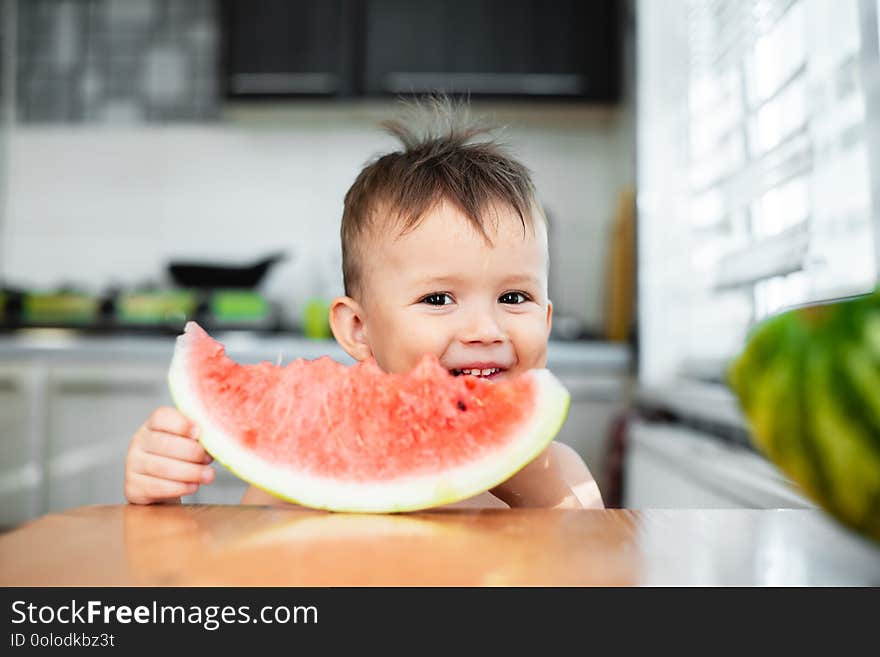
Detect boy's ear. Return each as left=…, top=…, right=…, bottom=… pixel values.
left=329, top=296, right=373, bottom=362
left=546, top=299, right=553, bottom=337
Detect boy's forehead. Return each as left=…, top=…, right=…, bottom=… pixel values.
left=354, top=200, right=548, bottom=301
left=382, top=200, right=546, bottom=248
left=368, top=203, right=547, bottom=276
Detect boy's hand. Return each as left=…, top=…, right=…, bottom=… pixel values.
left=124, top=407, right=215, bottom=505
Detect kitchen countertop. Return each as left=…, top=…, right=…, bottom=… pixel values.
left=0, top=330, right=631, bottom=373
left=1, top=506, right=877, bottom=586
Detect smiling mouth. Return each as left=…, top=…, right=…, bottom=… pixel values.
left=450, top=367, right=505, bottom=379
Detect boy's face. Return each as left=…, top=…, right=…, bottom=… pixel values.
left=347, top=201, right=552, bottom=380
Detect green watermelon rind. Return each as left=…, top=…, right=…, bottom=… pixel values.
left=728, top=296, right=880, bottom=541
left=168, top=335, right=571, bottom=513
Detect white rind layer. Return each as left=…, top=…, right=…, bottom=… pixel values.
left=168, top=335, right=570, bottom=513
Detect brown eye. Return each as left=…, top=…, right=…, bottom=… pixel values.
left=499, top=291, right=529, bottom=304
left=421, top=293, right=453, bottom=306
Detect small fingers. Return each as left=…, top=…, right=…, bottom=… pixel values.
left=127, top=473, right=199, bottom=504
left=142, top=431, right=213, bottom=464
left=146, top=406, right=200, bottom=439
left=135, top=452, right=214, bottom=485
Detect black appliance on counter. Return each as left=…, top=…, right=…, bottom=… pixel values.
left=167, top=252, right=287, bottom=289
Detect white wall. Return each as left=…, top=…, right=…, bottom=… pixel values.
left=1, top=103, right=632, bottom=328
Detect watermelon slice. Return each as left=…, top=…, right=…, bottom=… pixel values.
left=168, top=322, right=570, bottom=512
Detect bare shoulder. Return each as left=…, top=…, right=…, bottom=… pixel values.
left=550, top=441, right=586, bottom=466
left=550, top=442, right=605, bottom=509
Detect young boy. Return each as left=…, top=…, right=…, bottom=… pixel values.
left=124, top=101, right=604, bottom=510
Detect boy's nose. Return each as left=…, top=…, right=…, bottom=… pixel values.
left=459, top=311, right=506, bottom=344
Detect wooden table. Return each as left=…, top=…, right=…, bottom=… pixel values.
left=1, top=505, right=878, bottom=586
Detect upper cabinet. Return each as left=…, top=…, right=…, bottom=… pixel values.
left=220, top=0, right=621, bottom=101
left=221, top=0, right=360, bottom=97
left=363, top=0, right=619, bottom=100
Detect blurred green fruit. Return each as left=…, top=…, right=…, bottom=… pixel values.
left=728, top=292, right=880, bottom=542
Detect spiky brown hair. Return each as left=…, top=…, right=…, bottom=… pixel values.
left=340, top=96, right=542, bottom=298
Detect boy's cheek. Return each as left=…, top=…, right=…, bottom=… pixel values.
left=370, top=328, right=444, bottom=373
left=514, top=327, right=550, bottom=369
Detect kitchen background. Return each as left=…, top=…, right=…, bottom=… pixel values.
left=0, top=0, right=635, bottom=524
left=0, top=0, right=877, bottom=537
left=1, top=0, right=632, bottom=331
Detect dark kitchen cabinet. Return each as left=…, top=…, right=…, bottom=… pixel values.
left=220, top=0, right=620, bottom=101
left=363, top=0, right=620, bottom=100
left=221, top=0, right=360, bottom=97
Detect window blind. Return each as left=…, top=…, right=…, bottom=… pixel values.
left=637, top=0, right=880, bottom=384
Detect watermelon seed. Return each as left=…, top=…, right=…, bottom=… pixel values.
left=457, top=400, right=467, bottom=411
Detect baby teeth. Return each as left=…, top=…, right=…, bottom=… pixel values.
left=456, top=368, right=499, bottom=377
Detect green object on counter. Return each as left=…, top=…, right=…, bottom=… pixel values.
left=728, top=289, right=880, bottom=543
left=23, top=293, right=99, bottom=325
left=210, top=290, right=270, bottom=321
left=116, top=290, right=197, bottom=325
left=302, top=298, right=332, bottom=339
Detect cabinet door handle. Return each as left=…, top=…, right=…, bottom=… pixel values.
left=383, top=72, right=586, bottom=96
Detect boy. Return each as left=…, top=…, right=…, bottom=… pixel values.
left=124, top=101, right=604, bottom=510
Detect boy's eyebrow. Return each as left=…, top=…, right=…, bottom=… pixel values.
left=411, top=274, right=542, bottom=288
left=499, top=274, right=542, bottom=287
left=411, top=274, right=465, bottom=287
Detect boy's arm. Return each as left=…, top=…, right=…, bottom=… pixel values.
left=490, top=442, right=604, bottom=509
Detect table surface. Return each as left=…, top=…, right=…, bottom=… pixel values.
left=2, top=505, right=879, bottom=586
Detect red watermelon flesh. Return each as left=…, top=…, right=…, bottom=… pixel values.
left=169, top=322, right=570, bottom=512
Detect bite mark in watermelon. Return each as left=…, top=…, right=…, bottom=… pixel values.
left=168, top=322, right=570, bottom=512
